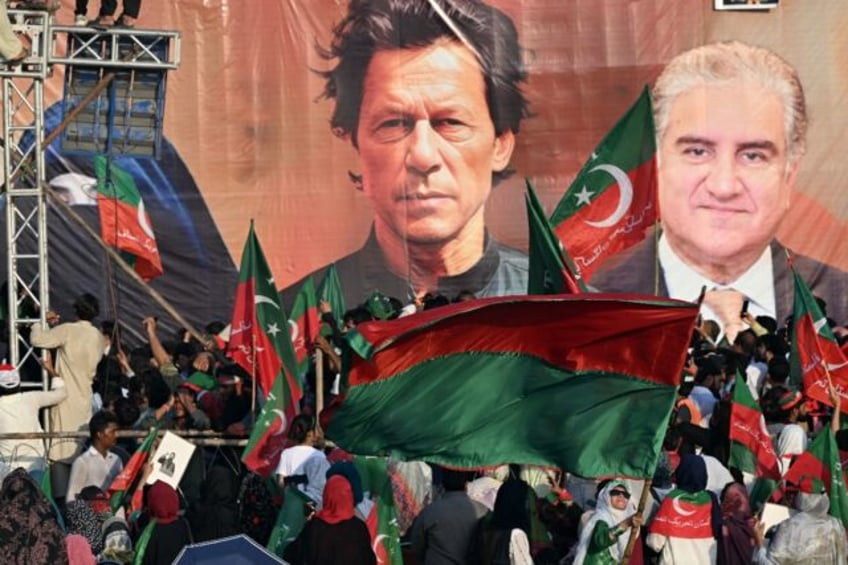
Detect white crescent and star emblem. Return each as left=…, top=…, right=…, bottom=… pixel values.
left=254, top=295, right=280, bottom=308
left=672, top=494, right=696, bottom=517
left=288, top=320, right=299, bottom=342
left=582, top=164, right=634, bottom=228
left=270, top=409, right=287, bottom=436
left=372, top=534, right=389, bottom=562
left=136, top=199, right=155, bottom=239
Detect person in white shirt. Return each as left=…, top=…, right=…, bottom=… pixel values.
left=275, top=414, right=328, bottom=506
left=66, top=410, right=123, bottom=502
left=0, top=364, right=67, bottom=481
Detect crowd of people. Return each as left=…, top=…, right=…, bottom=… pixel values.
left=0, top=285, right=846, bottom=564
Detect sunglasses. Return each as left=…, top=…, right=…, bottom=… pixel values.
left=609, top=490, right=631, bottom=499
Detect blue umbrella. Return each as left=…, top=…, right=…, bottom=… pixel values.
left=172, top=535, right=286, bottom=565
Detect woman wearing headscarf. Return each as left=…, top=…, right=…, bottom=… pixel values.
left=718, top=482, right=756, bottom=565
left=284, top=474, right=376, bottom=565
left=66, top=499, right=105, bottom=555
left=572, top=480, right=642, bottom=565
left=647, top=454, right=721, bottom=564
left=135, top=480, right=193, bottom=565
left=0, top=467, right=68, bottom=563
left=484, top=477, right=534, bottom=565
left=187, top=464, right=241, bottom=542
left=775, top=422, right=807, bottom=476
left=753, top=476, right=847, bottom=563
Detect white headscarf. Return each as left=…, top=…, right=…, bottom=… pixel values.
left=572, top=480, right=637, bottom=564
left=776, top=424, right=807, bottom=475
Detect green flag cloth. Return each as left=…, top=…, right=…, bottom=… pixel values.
left=317, top=264, right=347, bottom=330
left=526, top=179, right=585, bottom=294
left=784, top=428, right=848, bottom=528
left=728, top=377, right=781, bottom=479
left=267, top=486, right=311, bottom=558
left=549, top=87, right=657, bottom=283
left=789, top=265, right=848, bottom=410
left=324, top=294, right=697, bottom=478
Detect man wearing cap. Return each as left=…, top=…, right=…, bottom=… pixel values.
left=0, top=364, right=67, bottom=481
left=753, top=476, right=847, bottom=563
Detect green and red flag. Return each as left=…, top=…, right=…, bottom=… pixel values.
left=784, top=428, right=848, bottom=528
left=729, top=376, right=781, bottom=480
left=228, top=223, right=302, bottom=476
left=322, top=294, right=697, bottom=478
left=288, top=277, right=320, bottom=376
left=354, top=457, right=403, bottom=565
left=95, top=156, right=163, bottom=281
left=549, top=87, right=657, bottom=283
left=526, top=179, right=585, bottom=294
left=107, top=426, right=158, bottom=513
left=649, top=490, right=714, bottom=539
left=228, top=222, right=301, bottom=397
left=317, top=264, right=346, bottom=331
left=789, top=265, right=848, bottom=412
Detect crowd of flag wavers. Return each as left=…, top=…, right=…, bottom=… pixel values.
left=0, top=284, right=847, bottom=565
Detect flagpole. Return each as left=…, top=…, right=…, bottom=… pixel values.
left=251, top=331, right=257, bottom=427
left=621, top=478, right=651, bottom=564
left=315, top=348, right=324, bottom=417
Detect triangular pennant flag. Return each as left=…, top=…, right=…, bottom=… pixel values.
left=227, top=222, right=301, bottom=397
left=95, top=156, right=163, bottom=281
left=228, top=223, right=302, bottom=476
left=288, top=277, right=320, bottom=376
left=549, top=86, right=658, bottom=283
left=525, top=179, right=585, bottom=294
left=728, top=377, right=781, bottom=479
left=784, top=428, right=848, bottom=528
left=107, top=426, right=158, bottom=513
left=789, top=265, right=848, bottom=412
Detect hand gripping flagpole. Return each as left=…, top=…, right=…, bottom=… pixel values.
left=620, top=478, right=650, bottom=564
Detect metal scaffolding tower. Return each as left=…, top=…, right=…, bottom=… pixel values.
left=2, top=8, right=180, bottom=382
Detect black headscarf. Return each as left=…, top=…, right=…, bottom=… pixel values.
left=675, top=454, right=722, bottom=540
left=492, top=477, right=531, bottom=536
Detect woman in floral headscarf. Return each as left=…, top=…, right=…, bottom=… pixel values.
left=0, top=467, right=68, bottom=564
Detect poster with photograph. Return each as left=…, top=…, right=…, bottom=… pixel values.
left=145, top=431, right=197, bottom=489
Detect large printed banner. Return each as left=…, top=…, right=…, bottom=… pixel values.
left=10, top=0, right=848, bottom=342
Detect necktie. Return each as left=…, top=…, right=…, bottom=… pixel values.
left=703, top=289, right=746, bottom=344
